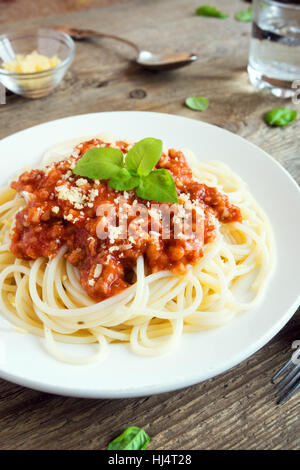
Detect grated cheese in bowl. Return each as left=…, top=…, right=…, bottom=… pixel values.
left=0, top=29, right=75, bottom=98
left=2, top=50, right=61, bottom=73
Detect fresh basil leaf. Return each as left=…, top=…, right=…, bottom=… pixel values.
left=196, top=5, right=228, bottom=18
left=136, top=169, right=178, bottom=203
left=264, top=108, right=298, bottom=127
left=126, top=138, right=163, bottom=176
left=73, top=147, right=124, bottom=180
left=235, top=7, right=253, bottom=22
left=185, top=96, right=209, bottom=111
left=107, top=426, right=150, bottom=450
left=108, top=168, right=140, bottom=191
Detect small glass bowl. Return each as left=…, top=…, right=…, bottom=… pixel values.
left=0, top=29, right=75, bottom=98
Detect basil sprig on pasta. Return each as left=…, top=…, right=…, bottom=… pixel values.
left=73, top=137, right=178, bottom=203
left=107, top=426, right=150, bottom=450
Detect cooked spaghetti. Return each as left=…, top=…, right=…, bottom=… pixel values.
left=0, top=136, right=275, bottom=364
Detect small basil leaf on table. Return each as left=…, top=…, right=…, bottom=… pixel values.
left=235, top=7, right=253, bottom=22
left=264, top=108, right=298, bottom=127
left=126, top=137, right=163, bottom=176
left=73, top=147, right=124, bottom=180
left=136, top=169, right=179, bottom=203
left=196, top=5, right=229, bottom=19
left=107, top=426, right=150, bottom=450
left=108, top=168, right=140, bottom=191
left=185, top=96, right=209, bottom=111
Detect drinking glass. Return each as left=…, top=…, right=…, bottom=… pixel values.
left=248, top=0, right=300, bottom=98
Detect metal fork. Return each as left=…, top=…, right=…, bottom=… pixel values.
left=272, top=346, right=300, bottom=404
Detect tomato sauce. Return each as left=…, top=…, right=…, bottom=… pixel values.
left=10, top=139, right=241, bottom=301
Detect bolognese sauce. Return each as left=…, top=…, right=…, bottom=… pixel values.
left=10, top=139, right=242, bottom=301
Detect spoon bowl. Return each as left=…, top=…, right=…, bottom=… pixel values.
left=137, top=50, right=197, bottom=71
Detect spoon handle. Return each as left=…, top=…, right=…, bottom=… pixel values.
left=88, top=30, right=140, bottom=55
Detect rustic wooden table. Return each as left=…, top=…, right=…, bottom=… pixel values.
left=0, top=0, right=299, bottom=450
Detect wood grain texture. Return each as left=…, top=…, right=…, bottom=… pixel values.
left=0, top=0, right=299, bottom=450
left=0, top=0, right=134, bottom=24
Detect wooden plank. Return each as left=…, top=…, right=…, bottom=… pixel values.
left=0, top=0, right=134, bottom=24
left=0, top=0, right=299, bottom=450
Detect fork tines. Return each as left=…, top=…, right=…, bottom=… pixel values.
left=272, top=356, right=300, bottom=404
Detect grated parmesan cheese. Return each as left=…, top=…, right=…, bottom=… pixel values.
left=56, top=184, right=87, bottom=210
left=2, top=50, right=61, bottom=73
left=76, top=178, right=88, bottom=187
left=108, top=225, right=123, bottom=244
left=93, top=264, right=103, bottom=278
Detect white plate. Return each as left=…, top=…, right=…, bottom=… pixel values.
left=0, top=111, right=299, bottom=398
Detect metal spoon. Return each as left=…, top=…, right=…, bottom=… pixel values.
left=55, top=25, right=197, bottom=71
